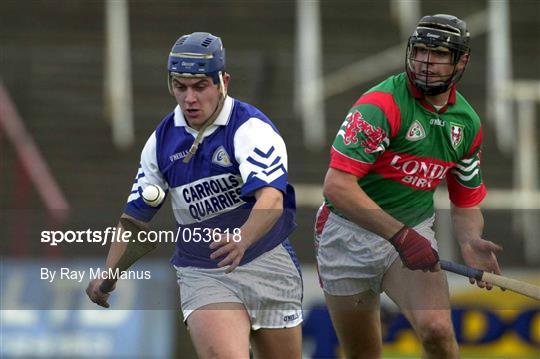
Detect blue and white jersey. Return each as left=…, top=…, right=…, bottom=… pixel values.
left=125, top=96, right=296, bottom=268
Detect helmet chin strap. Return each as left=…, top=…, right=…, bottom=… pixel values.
left=182, top=72, right=227, bottom=163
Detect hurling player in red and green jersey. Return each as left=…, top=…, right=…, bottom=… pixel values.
left=315, top=14, right=503, bottom=358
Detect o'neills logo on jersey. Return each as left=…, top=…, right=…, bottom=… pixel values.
left=388, top=154, right=452, bottom=189
left=174, top=173, right=244, bottom=222
left=170, top=150, right=190, bottom=162
left=339, top=111, right=388, bottom=154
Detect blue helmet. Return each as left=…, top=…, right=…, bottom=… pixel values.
left=167, top=32, right=226, bottom=84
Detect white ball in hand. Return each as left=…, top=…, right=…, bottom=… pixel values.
left=142, top=184, right=165, bottom=207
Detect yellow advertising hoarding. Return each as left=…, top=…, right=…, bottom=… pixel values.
left=382, top=275, right=540, bottom=358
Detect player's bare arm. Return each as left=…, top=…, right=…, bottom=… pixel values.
left=210, top=187, right=283, bottom=273
left=85, top=214, right=150, bottom=307
left=323, top=168, right=402, bottom=238
left=451, top=204, right=503, bottom=289
left=324, top=168, right=439, bottom=271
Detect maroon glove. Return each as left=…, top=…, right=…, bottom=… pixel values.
left=389, top=226, right=439, bottom=270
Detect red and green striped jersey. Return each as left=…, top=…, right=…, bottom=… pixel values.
left=327, top=72, right=486, bottom=226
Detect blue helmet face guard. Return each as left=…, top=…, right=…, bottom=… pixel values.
left=405, top=14, right=470, bottom=96
left=167, top=32, right=226, bottom=85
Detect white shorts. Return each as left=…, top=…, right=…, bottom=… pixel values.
left=175, top=242, right=303, bottom=330
left=314, top=205, right=437, bottom=296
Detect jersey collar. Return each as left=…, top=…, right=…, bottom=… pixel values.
left=407, top=79, right=457, bottom=114
left=173, top=95, right=234, bottom=128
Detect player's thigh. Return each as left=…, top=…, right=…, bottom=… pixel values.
left=382, top=258, right=451, bottom=311
left=251, top=325, right=302, bottom=359
left=324, top=291, right=383, bottom=358
left=187, top=303, right=251, bottom=359
left=382, top=258, right=455, bottom=340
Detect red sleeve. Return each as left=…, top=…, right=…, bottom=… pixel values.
left=329, top=146, right=371, bottom=178
left=446, top=174, right=487, bottom=207
left=355, top=91, right=401, bottom=138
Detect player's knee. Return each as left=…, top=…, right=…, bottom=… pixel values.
left=197, top=344, right=249, bottom=359
left=343, top=342, right=382, bottom=359
left=417, top=318, right=455, bottom=349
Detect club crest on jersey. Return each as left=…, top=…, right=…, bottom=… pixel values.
left=406, top=120, right=426, bottom=141
left=450, top=123, right=464, bottom=148
left=212, top=146, right=232, bottom=167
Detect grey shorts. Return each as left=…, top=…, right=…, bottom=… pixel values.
left=174, top=242, right=303, bottom=330
left=314, top=205, right=437, bottom=296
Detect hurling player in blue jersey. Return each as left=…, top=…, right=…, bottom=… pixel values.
left=86, top=32, right=302, bottom=358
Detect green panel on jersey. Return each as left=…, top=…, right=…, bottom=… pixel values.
left=325, top=172, right=435, bottom=227
left=360, top=173, right=435, bottom=226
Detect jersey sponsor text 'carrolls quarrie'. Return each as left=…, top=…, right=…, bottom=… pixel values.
left=124, top=96, right=296, bottom=268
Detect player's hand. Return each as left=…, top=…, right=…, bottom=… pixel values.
left=209, top=231, right=251, bottom=273
left=389, top=226, right=439, bottom=271
left=460, top=238, right=503, bottom=290
left=85, top=278, right=114, bottom=308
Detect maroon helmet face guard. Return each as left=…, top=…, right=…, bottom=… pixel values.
left=406, top=14, right=471, bottom=96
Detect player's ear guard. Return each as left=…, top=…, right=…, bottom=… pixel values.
left=389, top=226, right=439, bottom=270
